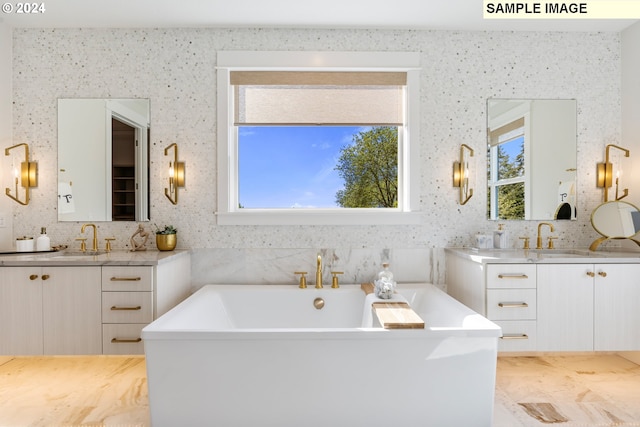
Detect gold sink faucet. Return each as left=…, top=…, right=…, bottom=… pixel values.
left=536, top=222, right=555, bottom=249
left=81, top=223, right=98, bottom=252
left=315, top=254, right=323, bottom=289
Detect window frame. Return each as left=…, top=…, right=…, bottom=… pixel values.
left=216, top=51, right=421, bottom=225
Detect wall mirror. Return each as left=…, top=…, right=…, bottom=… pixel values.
left=487, top=99, right=577, bottom=221
left=58, top=99, right=150, bottom=222
left=590, top=201, right=640, bottom=250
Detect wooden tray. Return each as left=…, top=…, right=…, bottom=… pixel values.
left=361, top=283, right=425, bottom=329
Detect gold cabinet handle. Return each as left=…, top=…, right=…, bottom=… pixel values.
left=498, top=274, right=528, bottom=279
left=111, top=338, right=142, bottom=343
left=598, top=271, right=607, bottom=277
left=41, top=274, right=50, bottom=280
left=110, top=277, right=142, bottom=281
left=586, top=271, right=595, bottom=277
left=29, top=274, right=39, bottom=280
left=110, top=305, right=142, bottom=311
left=500, top=334, right=529, bottom=340
left=498, top=302, right=529, bottom=308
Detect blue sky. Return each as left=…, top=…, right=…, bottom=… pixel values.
left=238, top=126, right=365, bottom=208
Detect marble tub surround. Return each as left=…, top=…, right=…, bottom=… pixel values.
left=190, top=247, right=433, bottom=291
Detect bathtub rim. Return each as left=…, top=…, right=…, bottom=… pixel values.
left=141, top=282, right=502, bottom=341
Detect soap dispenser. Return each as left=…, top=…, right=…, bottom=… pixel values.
left=36, top=227, right=51, bottom=251
left=493, top=224, right=509, bottom=249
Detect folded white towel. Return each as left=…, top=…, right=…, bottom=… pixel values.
left=361, top=292, right=408, bottom=328
left=58, top=182, right=75, bottom=214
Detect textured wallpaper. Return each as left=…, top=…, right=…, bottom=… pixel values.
left=9, top=28, right=621, bottom=285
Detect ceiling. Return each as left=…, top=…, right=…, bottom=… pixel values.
left=1, top=0, right=637, bottom=32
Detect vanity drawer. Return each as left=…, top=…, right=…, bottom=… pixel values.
left=487, top=289, right=536, bottom=320
left=495, top=320, right=537, bottom=352
left=102, top=292, right=153, bottom=323
left=102, top=266, right=153, bottom=291
left=102, top=324, right=145, bottom=355
left=486, top=264, right=536, bottom=289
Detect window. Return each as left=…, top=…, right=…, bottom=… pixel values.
left=216, top=51, right=421, bottom=225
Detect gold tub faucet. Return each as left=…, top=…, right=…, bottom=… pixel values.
left=81, top=223, right=98, bottom=252
left=315, top=254, right=323, bottom=289
left=536, top=222, right=555, bottom=249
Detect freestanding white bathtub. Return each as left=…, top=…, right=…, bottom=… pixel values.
left=142, top=283, right=501, bottom=427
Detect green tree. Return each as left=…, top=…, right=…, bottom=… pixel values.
left=495, top=143, right=525, bottom=219
left=335, top=127, right=398, bottom=208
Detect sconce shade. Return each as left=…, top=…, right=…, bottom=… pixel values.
left=22, top=161, right=38, bottom=188
left=173, top=161, right=185, bottom=188
left=453, top=144, right=474, bottom=205
left=596, top=162, right=612, bottom=188
left=164, top=143, right=185, bottom=205
left=452, top=161, right=462, bottom=187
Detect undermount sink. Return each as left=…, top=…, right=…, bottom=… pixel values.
left=59, top=251, right=107, bottom=256
left=33, top=251, right=108, bottom=261
left=533, top=249, right=592, bottom=258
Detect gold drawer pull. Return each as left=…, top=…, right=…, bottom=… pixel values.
left=110, top=305, right=142, bottom=311
left=500, top=334, right=529, bottom=340
left=498, top=302, right=529, bottom=308
left=498, top=274, right=528, bottom=279
left=598, top=271, right=607, bottom=277
left=29, top=274, right=39, bottom=280
left=586, top=271, right=595, bottom=277
left=110, top=276, right=142, bottom=281
left=111, top=338, right=142, bottom=343
left=41, top=274, right=50, bottom=280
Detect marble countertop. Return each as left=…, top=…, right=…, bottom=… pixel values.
left=445, top=247, right=640, bottom=264
left=0, top=249, right=190, bottom=266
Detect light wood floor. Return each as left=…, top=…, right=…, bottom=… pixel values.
left=0, top=355, right=148, bottom=426
left=1, top=354, right=639, bottom=426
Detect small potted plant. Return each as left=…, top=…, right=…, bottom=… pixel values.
left=154, top=225, right=177, bottom=251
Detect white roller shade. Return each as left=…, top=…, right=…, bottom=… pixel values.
left=232, top=71, right=406, bottom=126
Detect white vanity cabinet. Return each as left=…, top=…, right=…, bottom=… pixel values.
left=0, top=266, right=102, bottom=355
left=101, top=266, right=154, bottom=354
left=446, top=248, right=640, bottom=353
left=445, top=255, right=537, bottom=352
left=486, top=264, right=537, bottom=352
left=537, top=264, right=594, bottom=351
left=538, top=263, right=640, bottom=351
left=101, top=254, right=192, bottom=355
left=0, top=250, right=191, bottom=356
left=0, top=267, right=43, bottom=354
left=594, top=264, right=640, bottom=350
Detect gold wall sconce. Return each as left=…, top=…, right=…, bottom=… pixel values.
left=164, top=143, right=185, bottom=205
left=597, top=144, right=629, bottom=202
left=453, top=144, right=474, bottom=205
left=5, top=143, right=38, bottom=205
